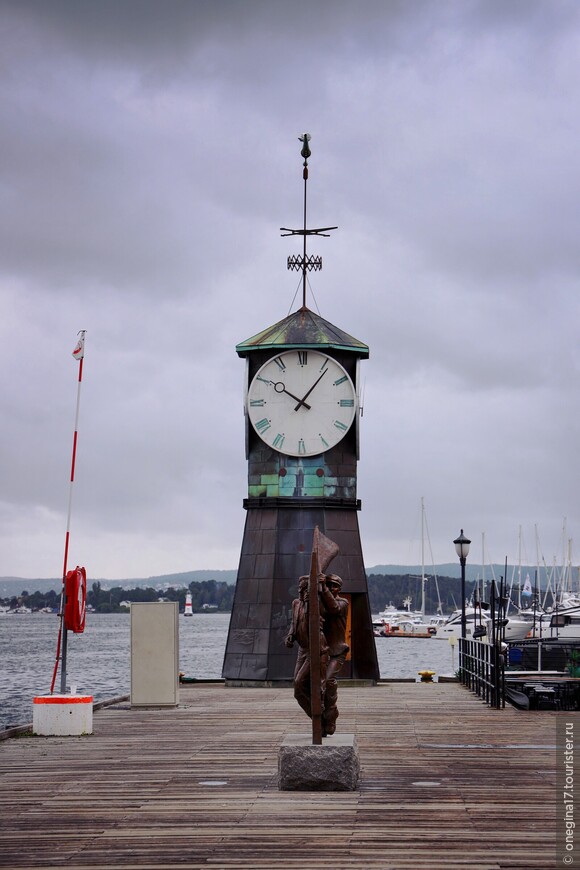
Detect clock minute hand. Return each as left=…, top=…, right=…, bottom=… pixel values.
left=294, top=369, right=328, bottom=411
left=272, top=381, right=311, bottom=411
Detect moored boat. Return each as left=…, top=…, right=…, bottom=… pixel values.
left=378, top=597, right=423, bottom=622
left=435, top=607, right=488, bottom=641
left=386, top=619, right=437, bottom=638
left=373, top=616, right=437, bottom=638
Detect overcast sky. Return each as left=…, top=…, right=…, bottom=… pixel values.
left=1, top=0, right=578, bottom=581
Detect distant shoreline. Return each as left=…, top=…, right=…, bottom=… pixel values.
left=0, top=560, right=547, bottom=594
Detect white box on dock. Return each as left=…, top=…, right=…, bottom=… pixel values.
left=33, top=694, right=93, bottom=736
left=130, top=601, right=179, bottom=706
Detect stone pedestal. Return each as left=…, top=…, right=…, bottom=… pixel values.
left=33, top=694, right=93, bottom=736
left=278, top=733, right=359, bottom=791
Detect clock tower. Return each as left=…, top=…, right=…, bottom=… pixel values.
left=222, top=136, right=379, bottom=685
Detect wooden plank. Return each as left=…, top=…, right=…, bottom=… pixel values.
left=0, top=682, right=557, bottom=868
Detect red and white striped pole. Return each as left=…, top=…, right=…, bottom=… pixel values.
left=50, top=331, right=86, bottom=694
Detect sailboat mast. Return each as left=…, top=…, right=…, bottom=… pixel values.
left=482, top=532, right=486, bottom=603
left=562, top=517, right=568, bottom=595
left=535, top=523, right=540, bottom=607
left=421, top=496, right=425, bottom=618
left=517, top=525, right=522, bottom=609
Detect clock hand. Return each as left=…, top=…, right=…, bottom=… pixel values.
left=294, top=369, right=328, bottom=411
left=272, top=381, right=311, bottom=410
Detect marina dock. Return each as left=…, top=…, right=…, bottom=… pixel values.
left=1, top=682, right=557, bottom=869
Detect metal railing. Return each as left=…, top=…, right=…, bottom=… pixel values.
left=459, top=638, right=505, bottom=709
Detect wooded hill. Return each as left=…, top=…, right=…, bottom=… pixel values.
left=0, top=579, right=235, bottom=614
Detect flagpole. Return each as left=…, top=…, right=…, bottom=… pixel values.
left=50, top=331, right=86, bottom=694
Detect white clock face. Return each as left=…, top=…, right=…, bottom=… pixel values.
left=247, top=350, right=357, bottom=457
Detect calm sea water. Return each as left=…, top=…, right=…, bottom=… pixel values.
left=0, top=612, right=457, bottom=730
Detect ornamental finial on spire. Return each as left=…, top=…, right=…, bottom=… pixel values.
left=299, top=133, right=311, bottom=178
left=280, top=134, right=337, bottom=309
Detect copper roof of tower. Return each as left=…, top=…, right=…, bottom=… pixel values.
left=236, top=306, right=369, bottom=358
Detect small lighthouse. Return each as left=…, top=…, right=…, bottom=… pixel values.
left=184, top=592, right=193, bottom=617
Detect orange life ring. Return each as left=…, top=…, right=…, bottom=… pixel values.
left=64, top=566, right=87, bottom=633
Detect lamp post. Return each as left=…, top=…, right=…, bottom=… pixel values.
left=454, top=529, right=471, bottom=671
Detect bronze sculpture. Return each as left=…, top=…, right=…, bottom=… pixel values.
left=320, top=573, right=349, bottom=736
left=285, top=528, right=349, bottom=741
left=285, top=576, right=329, bottom=721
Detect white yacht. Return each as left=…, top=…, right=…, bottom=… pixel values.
left=520, top=605, right=580, bottom=641
left=436, top=607, right=490, bottom=641
left=378, top=597, right=423, bottom=623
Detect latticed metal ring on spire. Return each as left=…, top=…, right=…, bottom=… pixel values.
left=287, top=255, right=323, bottom=272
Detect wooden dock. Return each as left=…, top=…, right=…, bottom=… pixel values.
left=0, top=682, right=557, bottom=869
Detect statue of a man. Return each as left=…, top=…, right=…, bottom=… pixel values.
left=285, top=575, right=329, bottom=720
left=286, top=572, right=349, bottom=737
left=319, top=573, right=349, bottom=736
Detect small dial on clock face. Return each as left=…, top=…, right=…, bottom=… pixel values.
left=247, top=349, right=357, bottom=457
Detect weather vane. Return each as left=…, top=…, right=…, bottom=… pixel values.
left=280, top=133, right=337, bottom=309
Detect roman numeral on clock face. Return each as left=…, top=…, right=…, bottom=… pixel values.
left=334, top=420, right=348, bottom=432
left=297, top=351, right=308, bottom=366
left=255, top=418, right=271, bottom=433
left=273, top=356, right=286, bottom=371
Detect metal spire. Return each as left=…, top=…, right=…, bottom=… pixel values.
left=280, top=133, right=337, bottom=309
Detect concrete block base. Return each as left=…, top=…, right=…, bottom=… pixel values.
left=278, top=733, right=360, bottom=791
left=33, top=694, right=93, bottom=736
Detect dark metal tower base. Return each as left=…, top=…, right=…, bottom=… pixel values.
left=222, top=502, right=379, bottom=685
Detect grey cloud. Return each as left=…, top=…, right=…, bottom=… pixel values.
left=0, top=0, right=578, bottom=579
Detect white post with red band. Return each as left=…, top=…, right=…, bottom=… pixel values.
left=33, top=693, right=94, bottom=736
